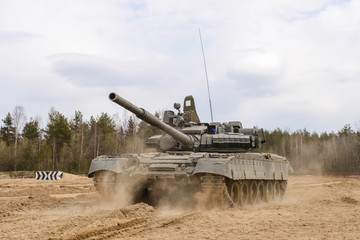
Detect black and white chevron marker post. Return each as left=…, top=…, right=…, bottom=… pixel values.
left=35, top=171, right=63, bottom=180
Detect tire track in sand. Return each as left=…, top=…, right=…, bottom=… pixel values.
left=60, top=212, right=198, bottom=240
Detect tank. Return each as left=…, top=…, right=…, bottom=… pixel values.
left=88, top=92, right=292, bottom=208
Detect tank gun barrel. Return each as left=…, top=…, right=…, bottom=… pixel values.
left=109, top=92, right=194, bottom=148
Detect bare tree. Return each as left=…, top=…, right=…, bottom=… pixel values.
left=12, top=105, right=26, bottom=171
left=13, top=105, right=26, bottom=149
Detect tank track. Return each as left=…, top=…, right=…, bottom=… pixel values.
left=93, top=171, right=288, bottom=208
left=200, top=175, right=288, bottom=208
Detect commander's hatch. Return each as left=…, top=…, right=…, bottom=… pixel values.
left=183, top=95, right=200, bottom=123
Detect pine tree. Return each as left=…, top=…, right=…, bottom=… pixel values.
left=45, top=110, right=71, bottom=170
left=70, top=111, right=87, bottom=173
left=94, top=113, right=117, bottom=156
left=23, top=119, right=40, bottom=140
left=1, top=113, right=15, bottom=146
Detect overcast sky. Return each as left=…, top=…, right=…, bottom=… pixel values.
left=0, top=0, right=359, bottom=133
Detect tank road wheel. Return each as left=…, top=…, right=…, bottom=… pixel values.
left=249, top=181, right=258, bottom=205
left=273, top=181, right=281, bottom=202
left=230, top=181, right=240, bottom=206
left=264, top=181, right=274, bottom=202
left=239, top=181, right=249, bottom=207
left=257, top=181, right=265, bottom=203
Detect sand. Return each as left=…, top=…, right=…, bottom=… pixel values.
left=0, top=174, right=359, bottom=240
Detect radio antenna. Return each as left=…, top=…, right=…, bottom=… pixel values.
left=199, top=28, right=214, bottom=122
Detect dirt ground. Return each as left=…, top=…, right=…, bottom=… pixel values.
left=0, top=174, right=359, bottom=240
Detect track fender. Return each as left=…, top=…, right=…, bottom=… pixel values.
left=88, top=156, right=132, bottom=177
left=193, top=158, right=232, bottom=178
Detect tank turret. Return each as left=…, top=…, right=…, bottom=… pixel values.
left=109, top=92, right=265, bottom=153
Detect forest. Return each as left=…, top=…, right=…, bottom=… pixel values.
left=1, top=105, right=359, bottom=175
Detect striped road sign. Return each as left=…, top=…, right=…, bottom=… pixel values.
left=36, top=171, right=63, bottom=180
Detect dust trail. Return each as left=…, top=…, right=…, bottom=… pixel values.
left=94, top=171, right=145, bottom=210
left=95, top=171, right=231, bottom=213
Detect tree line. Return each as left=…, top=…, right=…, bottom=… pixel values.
left=0, top=105, right=359, bottom=175
left=259, top=125, right=360, bottom=175
left=0, top=106, right=161, bottom=174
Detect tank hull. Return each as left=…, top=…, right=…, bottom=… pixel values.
left=88, top=152, right=291, bottom=207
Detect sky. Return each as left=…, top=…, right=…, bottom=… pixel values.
left=0, top=0, right=359, bottom=133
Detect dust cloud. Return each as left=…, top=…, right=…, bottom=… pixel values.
left=97, top=171, right=145, bottom=209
